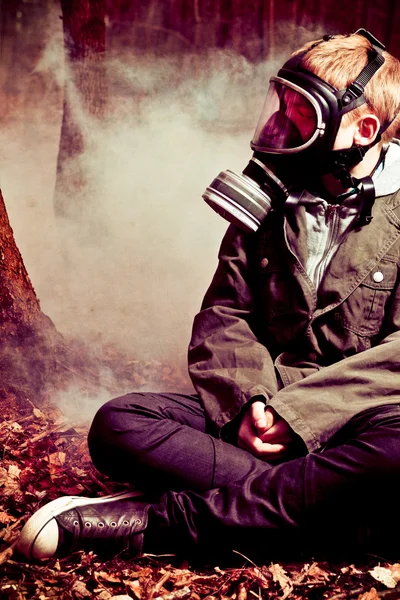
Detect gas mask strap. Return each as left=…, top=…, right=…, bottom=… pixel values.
left=355, top=176, right=376, bottom=226
left=326, top=145, right=368, bottom=188
left=333, top=29, right=385, bottom=114
left=337, top=42, right=385, bottom=114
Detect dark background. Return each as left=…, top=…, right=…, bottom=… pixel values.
left=1, top=0, right=399, bottom=63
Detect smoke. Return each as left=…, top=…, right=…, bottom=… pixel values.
left=34, top=50, right=260, bottom=359
left=0, top=6, right=319, bottom=421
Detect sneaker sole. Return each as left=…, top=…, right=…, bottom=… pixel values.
left=17, top=490, right=143, bottom=560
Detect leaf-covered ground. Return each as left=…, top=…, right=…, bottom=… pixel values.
left=2, top=358, right=400, bottom=600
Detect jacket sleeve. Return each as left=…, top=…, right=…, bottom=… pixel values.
left=188, top=224, right=279, bottom=434
left=268, top=280, right=400, bottom=453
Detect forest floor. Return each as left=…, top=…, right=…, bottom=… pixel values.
left=1, top=355, right=400, bottom=600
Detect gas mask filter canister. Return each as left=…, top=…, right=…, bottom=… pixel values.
left=202, top=156, right=289, bottom=233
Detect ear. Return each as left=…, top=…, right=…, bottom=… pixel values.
left=353, top=114, right=381, bottom=146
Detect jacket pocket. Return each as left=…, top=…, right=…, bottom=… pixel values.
left=334, top=259, right=398, bottom=336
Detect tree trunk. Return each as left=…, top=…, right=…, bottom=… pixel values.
left=0, top=189, right=63, bottom=411
left=54, top=0, right=107, bottom=220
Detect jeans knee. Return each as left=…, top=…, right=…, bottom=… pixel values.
left=87, top=399, right=117, bottom=469
left=88, top=392, right=169, bottom=469
left=365, top=407, right=400, bottom=473
left=88, top=394, right=142, bottom=466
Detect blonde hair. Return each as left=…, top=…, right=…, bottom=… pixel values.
left=293, top=33, right=400, bottom=143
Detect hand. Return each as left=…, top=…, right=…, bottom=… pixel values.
left=237, top=400, right=295, bottom=460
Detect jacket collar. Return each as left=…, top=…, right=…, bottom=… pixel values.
left=314, top=192, right=400, bottom=313
left=281, top=140, right=400, bottom=313
left=375, top=140, right=400, bottom=197
left=283, top=188, right=400, bottom=313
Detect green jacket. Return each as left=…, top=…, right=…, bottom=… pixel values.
left=189, top=153, right=400, bottom=452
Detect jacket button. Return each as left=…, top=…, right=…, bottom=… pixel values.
left=373, top=271, right=384, bottom=283
left=260, top=258, right=269, bottom=268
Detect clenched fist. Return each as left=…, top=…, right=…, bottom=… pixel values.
left=237, top=400, right=295, bottom=460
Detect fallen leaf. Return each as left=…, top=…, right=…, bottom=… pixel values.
left=307, top=563, right=331, bottom=582
left=123, top=579, right=141, bottom=598
left=48, top=452, right=66, bottom=466
left=71, top=579, right=92, bottom=598
left=71, top=466, right=87, bottom=477
left=10, top=422, right=24, bottom=432
left=34, top=490, right=48, bottom=499
left=358, top=587, right=380, bottom=600
left=369, top=566, right=397, bottom=588
left=154, top=587, right=191, bottom=600
left=8, top=464, right=21, bottom=479
left=93, top=591, right=112, bottom=600
left=95, top=571, right=122, bottom=584
left=0, top=466, right=21, bottom=496
left=237, top=582, right=247, bottom=600
left=33, top=408, right=46, bottom=420
left=0, top=511, right=17, bottom=524
left=387, top=563, right=400, bottom=581
left=269, top=564, right=292, bottom=594
left=250, top=566, right=270, bottom=588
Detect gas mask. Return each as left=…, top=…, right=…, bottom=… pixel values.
left=203, top=29, right=387, bottom=232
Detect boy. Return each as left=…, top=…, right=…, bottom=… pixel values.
left=18, top=29, right=400, bottom=561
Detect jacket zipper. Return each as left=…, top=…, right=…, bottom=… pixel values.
left=282, top=217, right=317, bottom=313
left=314, top=204, right=341, bottom=289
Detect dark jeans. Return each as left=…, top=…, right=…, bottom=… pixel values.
left=88, top=393, right=400, bottom=561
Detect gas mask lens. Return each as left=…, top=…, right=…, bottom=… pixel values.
left=251, top=78, right=321, bottom=153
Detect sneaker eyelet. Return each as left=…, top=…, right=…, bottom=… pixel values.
left=73, top=520, right=79, bottom=527
left=110, top=522, right=117, bottom=527
left=136, top=519, right=142, bottom=525
left=123, top=520, right=129, bottom=526
left=85, top=522, right=92, bottom=528
left=98, top=522, right=105, bottom=528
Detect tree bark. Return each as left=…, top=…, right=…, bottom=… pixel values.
left=0, top=193, right=48, bottom=336
left=54, top=0, right=107, bottom=220
left=0, top=189, right=62, bottom=410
